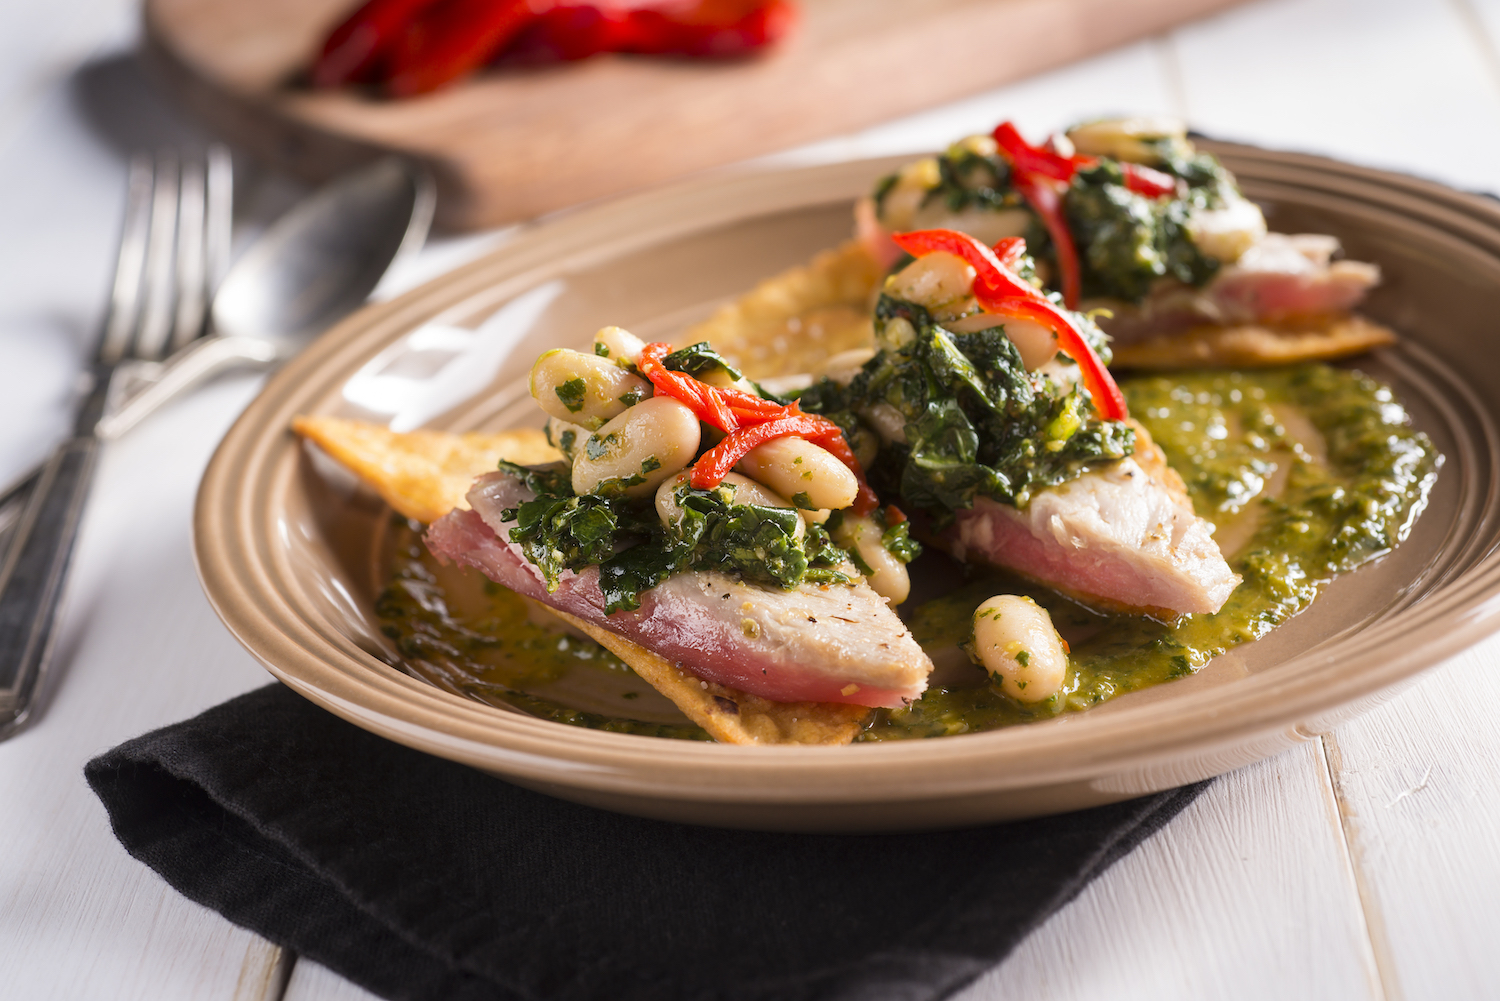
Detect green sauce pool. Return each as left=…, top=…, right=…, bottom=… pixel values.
left=376, top=363, right=1438, bottom=741
left=862, top=363, right=1439, bottom=739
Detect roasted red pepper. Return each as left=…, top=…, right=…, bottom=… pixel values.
left=993, top=121, right=1180, bottom=307
left=311, top=0, right=446, bottom=87
left=637, top=342, right=740, bottom=431
left=385, top=0, right=543, bottom=97
left=1121, top=163, right=1177, bottom=198
left=1011, top=172, right=1082, bottom=309
left=992, top=236, right=1025, bottom=270
left=624, top=0, right=797, bottom=57
left=637, top=342, right=876, bottom=512
left=889, top=229, right=1129, bottom=422
left=315, top=0, right=796, bottom=94
left=691, top=412, right=825, bottom=488
left=993, top=122, right=1084, bottom=308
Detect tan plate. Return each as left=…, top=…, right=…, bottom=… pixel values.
left=195, top=143, right=1500, bottom=832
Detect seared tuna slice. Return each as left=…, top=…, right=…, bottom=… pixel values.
left=945, top=429, right=1239, bottom=617
left=424, top=472, right=933, bottom=708
left=1102, top=234, right=1381, bottom=344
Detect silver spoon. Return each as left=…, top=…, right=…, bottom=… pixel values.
left=97, top=157, right=436, bottom=439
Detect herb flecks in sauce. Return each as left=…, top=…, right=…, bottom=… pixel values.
left=860, top=364, right=1439, bottom=739
left=377, top=524, right=711, bottom=740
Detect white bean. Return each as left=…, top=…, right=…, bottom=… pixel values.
left=736, top=437, right=858, bottom=512
left=1186, top=193, right=1267, bottom=264
left=970, top=595, right=1068, bottom=702
left=877, top=157, right=942, bottom=229
left=572, top=397, right=700, bottom=498
left=833, top=514, right=910, bottom=605
left=860, top=403, right=908, bottom=445
left=592, top=325, right=646, bottom=365
left=848, top=425, right=879, bottom=470
left=884, top=252, right=976, bottom=316
left=545, top=416, right=590, bottom=461
left=530, top=349, right=652, bottom=429
left=814, top=347, right=876, bottom=386
left=942, top=313, right=1058, bottom=370
left=1065, top=116, right=1188, bottom=165
left=877, top=315, right=918, bottom=352
left=655, top=471, right=803, bottom=540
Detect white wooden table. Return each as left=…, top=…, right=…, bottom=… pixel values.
left=3, top=1, right=1500, bottom=998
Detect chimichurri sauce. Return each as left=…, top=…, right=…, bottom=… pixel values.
left=860, top=364, right=1439, bottom=739
left=378, top=363, right=1437, bottom=741
left=376, top=530, right=712, bottom=740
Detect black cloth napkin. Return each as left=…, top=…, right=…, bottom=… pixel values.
left=86, top=683, right=1205, bottom=1001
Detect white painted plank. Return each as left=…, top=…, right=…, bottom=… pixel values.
left=276, top=751, right=1381, bottom=1001
left=1323, top=639, right=1500, bottom=1001
left=1174, top=3, right=1500, bottom=999
left=763, top=36, right=1179, bottom=167
left=1172, top=0, right=1500, bottom=193
left=0, top=374, right=282, bottom=1001
left=960, top=741, right=1381, bottom=1001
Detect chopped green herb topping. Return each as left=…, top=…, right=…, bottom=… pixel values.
left=500, top=469, right=849, bottom=614
left=662, top=341, right=743, bottom=382
left=555, top=377, right=587, bottom=414
left=800, top=295, right=1134, bottom=521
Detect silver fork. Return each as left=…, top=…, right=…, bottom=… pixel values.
left=0, top=148, right=232, bottom=739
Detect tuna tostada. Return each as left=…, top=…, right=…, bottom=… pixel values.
left=295, top=119, right=1438, bottom=746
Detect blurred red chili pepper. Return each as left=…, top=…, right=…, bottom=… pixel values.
left=993, top=122, right=1084, bottom=308
left=315, top=0, right=796, bottom=93
left=312, top=0, right=446, bottom=87
left=890, top=229, right=1129, bottom=422
left=992, top=236, right=1025, bottom=270
left=385, top=0, right=546, bottom=96
left=626, top=0, right=797, bottom=57
left=1120, top=162, right=1177, bottom=198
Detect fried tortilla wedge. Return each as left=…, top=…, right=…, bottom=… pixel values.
left=1111, top=314, right=1397, bottom=370
left=684, top=238, right=881, bottom=380
left=292, top=415, right=561, bottom=524
left=547, top=608, right=870, bottom=745
left=292, top=415, right=869, bottom=746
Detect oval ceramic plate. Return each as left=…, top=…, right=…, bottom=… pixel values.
left=195, top=143, right=1500, bottom=832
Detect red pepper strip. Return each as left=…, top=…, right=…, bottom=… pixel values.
left=638, top=342, right=739, bottom=432
left=692, top=410, right=877, bottom=515
left=1011, top=173, right=1083, bottom=308
left=312, top=0, right=445, bottom=87
left=890, top=229, right=1129, bottom=422
left=506, top=3, right=634, bottom=62
left=638, top=342, right=877, bottom=512
left=980, top=296, right=1128, bottom=420
left=626, top=0, right=798, bottom=57
left=385, top=0, right=547, bottom=97
left=995, top=121, right=1178, bottom=199
left=1121, top=163, right=1178, bottom=199
left=993, top=123, right=1085, bottom=307
left=800, top=419, right=879, bottom=515
left=718, top=383, right=784, bottom=417
left=993, top=121, right=1077, bottom=182
left=992, top=236, right=1025, bottom=270
left=884, top=504, right=907, bottom=525
left=692, top=414, right=819, bottom=488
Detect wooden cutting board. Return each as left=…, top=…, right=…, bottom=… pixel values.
left=142, top=0, right=1243, bottom=230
